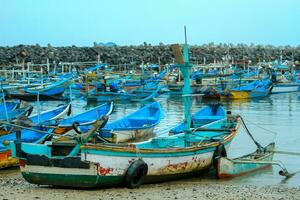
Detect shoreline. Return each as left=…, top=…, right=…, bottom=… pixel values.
left=1, top=168, right=299, bottom=200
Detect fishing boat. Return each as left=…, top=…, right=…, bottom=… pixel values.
left=6, top=78, right=70, bottom=101
left=99, top=102, right=163, bottom=142
left=0, top=101, right=19, bottom=113
left=270, top=63, right=300, bottom=94
left=0, top=105, right=33, bottom=121
left=54, top=102, right=114, bottom=134
left=10, top=113, right=240, bottom=188
left=0, top=104, right=71, bottom=169
left=217, top=143, right=275, bottom=178
left=87, top=88, right=160, bottom=102
left=169, top=104, right=226, bottom=135
left=220, top=79, right=273, bottom=99
left=271, top=82, right=300, bottom=94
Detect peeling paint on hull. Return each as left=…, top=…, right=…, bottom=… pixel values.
left=20, top=144, right=230, bottom=187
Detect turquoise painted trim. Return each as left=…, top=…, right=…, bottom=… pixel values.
left=82, top=145, right=223, bottom=158
left=68, top=143, right=81, bottom=157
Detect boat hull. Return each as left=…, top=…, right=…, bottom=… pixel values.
left=221, top=87, right=272, bottom=99
left=20, top=148, right=217, bottom=187
left=217, top=143, right=275, bottom=178
left=7, top=93, right=66, bottom=101
left=271, top=83, right=300, bottom=94
left=18, top=139, right=234, bottom=188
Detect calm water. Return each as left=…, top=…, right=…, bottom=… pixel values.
left=24, top=91, right=300, bottom=186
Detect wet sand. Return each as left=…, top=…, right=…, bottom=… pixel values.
left=1, top=169, right=299, bottom=200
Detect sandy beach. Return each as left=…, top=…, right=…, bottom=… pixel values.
left=1, top=168, right=299, bottom=200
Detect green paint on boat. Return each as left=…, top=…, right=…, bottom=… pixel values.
left=21, top=172, right=123, bottom=188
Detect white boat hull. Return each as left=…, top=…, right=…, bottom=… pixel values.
left=272, top=83, right=300, bottom=94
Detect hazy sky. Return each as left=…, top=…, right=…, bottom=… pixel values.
left=1, top=0, right=299, bottom=46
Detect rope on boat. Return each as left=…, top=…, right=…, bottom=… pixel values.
left=238, top=115, right=264, bottom=150
left=242, top=116, right=278, bottom=141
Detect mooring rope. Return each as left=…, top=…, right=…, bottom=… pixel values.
left=238, top=115, right=264, bottom=149
left=238, top=114, right=278, bottom=142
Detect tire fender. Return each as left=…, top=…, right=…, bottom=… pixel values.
left=72, top=122, right=82, bottom=134
left=213, top=144, right=227, bottom=169
left=124, top=159, right=148, bottom=189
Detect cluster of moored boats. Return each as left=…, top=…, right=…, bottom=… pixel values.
left=0, top=53, right=299, bottom=188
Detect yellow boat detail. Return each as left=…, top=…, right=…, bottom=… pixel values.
left=221, top=91, right=250, bottom=99
left=0, top=150, right=18, bottom=169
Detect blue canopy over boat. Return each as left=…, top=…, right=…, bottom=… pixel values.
left=169, top=104, right=226, bottom=135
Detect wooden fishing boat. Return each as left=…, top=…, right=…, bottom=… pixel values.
left=217, top=143, right=275, bottom=178
left=271, top=82, right=300, bottom=94
left=6, top=78, right=70, bottom=101
left=0, top=101, right=19, bottom=113
left=99, top=102, right=163, bottom=142
left=10, top=114, right=240, bottom=188
left=220, top=79, right=273, bottom=99
left=0, top=104, right=71, bottom=169
left=54, top=102, right=113, bottom=134
left=87, top=88, right=160, bottom=102
left=0, top=105, right=33, bottom=121
left=169, top=104, right=226, bottom=135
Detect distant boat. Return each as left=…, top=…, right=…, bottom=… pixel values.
left=87, top=88, right=161, bottom=102
left=100, top=102, right=163, bottom=142
left=220, top=79, right=273, bottom=99
left=169, top=104, right=227, bottom=135
left=6, top=78, right=70, bottom=101
left=0, top=104, right=71, bottom=169
left=270, top=64, right=300, bottom=94
left=271, top=82, right=300, bottom=94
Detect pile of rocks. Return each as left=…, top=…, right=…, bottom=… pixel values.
left=0, top=43, right=299, bottom=66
